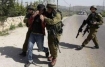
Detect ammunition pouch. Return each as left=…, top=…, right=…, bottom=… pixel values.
left=47, top=21, right=64, bottom=35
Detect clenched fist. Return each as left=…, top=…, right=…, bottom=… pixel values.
left=32, top=10, right=39, bottom=17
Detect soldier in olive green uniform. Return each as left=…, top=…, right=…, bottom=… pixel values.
left=19, top=5, right=34, bottom=56
left=77, top=6, right=104, bottom=50
left=44, top=3, right=62, bottom=66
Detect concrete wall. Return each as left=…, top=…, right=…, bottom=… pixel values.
left=0, top=16, right=25, bottom=32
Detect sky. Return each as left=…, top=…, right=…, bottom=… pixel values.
left=18, top=0, right=104, bottom=7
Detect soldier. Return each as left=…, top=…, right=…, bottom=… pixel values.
left=25, top=4, right=49, bottom=66
left=77, top=6, right=104, bottom=50
left=44, top=3, right=62, bottom=66
left=19, top=5, right=35, bottom=57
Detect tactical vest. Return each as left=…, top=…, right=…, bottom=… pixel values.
left=45, top=11, right=63, bottom=34
left=87, top=13, right=101, bottom=28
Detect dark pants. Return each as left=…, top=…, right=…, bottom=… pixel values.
left=82, top=28, right=99, bottom=47
left=22, top=29, right=31, bottom=52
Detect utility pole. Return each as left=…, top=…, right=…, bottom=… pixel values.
left=69, top=4, right=71, bottom=15
left=25, top=2, right=28, bottom=7
left=103, top=0, right=105, bottom=11
left=21, top=0, right=23, bottom=11
left=39, top=0, right=41, bottom=4
left=57, top=0, right=58, bottom=9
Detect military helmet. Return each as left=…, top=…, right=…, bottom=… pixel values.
left=47, top=3, right=57, bottom=9
left=37, top=4, right=45, bottom=11
left=27, top=5, right=34, bottom=10
left=90, top=6, right=97, bottom=10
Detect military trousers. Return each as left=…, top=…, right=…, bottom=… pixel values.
left=48, top=34, right=61, bottom=58
left=22, top=29, right=31, bottom=52
left=82, top=28, right=99, bottom=46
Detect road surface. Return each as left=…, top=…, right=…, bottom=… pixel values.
left=0, top=15, right=105, bottom=67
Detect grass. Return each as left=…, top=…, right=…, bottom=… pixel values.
left=0, top=22, right=24, bottom=36
left=18, top=22, right=23, bottom=27
left=0, top=29, right=9, bottom=36
left=9, top=24, right=16, bottom=30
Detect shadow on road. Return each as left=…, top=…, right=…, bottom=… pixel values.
left=59, top=42, right=79, bottom=49
left=0, top=46, right=48, bottom=65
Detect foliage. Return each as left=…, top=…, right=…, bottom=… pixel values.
left=0, top=29, right=9, bottom=36
left=9, top=24, right=16, bottom=30
left=18, top=22, right=23, bottom=27
left=102, top=11, right=105, bottom=17
left=0, top=16, right=7, bottom=22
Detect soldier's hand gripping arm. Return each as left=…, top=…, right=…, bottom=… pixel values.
left=44, top=13, right=61, bottom=25
left=32, top=10, right=39, bottom=18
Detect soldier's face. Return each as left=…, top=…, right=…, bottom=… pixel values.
left=28, top=10, right=33, bottom=14
left=91, top=8, right=96, bottom=13
left=47, top=8, right=53, bottom=13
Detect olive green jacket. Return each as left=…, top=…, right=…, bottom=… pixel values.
left=81, top=13, right=104, bottom=29
left=45, top=12, right=62, bottom=25
left=87, top=13, right=104, bottom=25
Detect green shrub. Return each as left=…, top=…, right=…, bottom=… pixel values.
left=18, top=22, right=23, bottom=27
left=102, top=11, right=105, bottom=17
left=9, top=24, right=16, bottom=30
left=0, top=30, right=9, bottom=36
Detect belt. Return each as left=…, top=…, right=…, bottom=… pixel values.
left=32, top=32, right=43, bottom=35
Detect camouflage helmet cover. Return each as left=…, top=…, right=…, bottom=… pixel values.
left=90, top=6, right=97, bottom=10
left=27, top=5, right=34, bottom=10
left=47, top=3, right=57, bottom=9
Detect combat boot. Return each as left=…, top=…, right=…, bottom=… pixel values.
left=76, top=45, right=85, bottom=50
left=48, top=56, right=53, bottom=61
left=93, top=45, right=99, bottom=49
left=19, top=51, right=26, bottom=57
left=44, top=47, right=49, bottom=58
left=51, top=58, right=57, bottom=66
left=45, top=52, right=49, bottom=58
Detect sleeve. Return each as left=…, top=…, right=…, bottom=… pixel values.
left=23, top=16, right=28, bottom=23
left=80, top=14, right=91, bottom=29
left=96, top=14, right=104, bottom=25
left=23, top=14, right=30, bottom=23
left=44, top=13, right=61, bottom=25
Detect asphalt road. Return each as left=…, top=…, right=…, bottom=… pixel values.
left=0, top=15, right=105, bottom=67
left=62, top=15, right=105, bottom=67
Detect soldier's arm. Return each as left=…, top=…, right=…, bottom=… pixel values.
left=96, top=14, right=104, bottom=25
left=44, top=13, right=61, bottom=25
left=80, top=14, right=91, bottom=29
left=23, top=13, right=30, bottom=23
left=23, top=15, right=28, bottom=23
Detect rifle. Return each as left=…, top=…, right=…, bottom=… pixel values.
left=76, top=30, right=80, bottom=38
left=76, top=20, right=86, bottom=38
left=82, top=25, right=90, bottom=36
